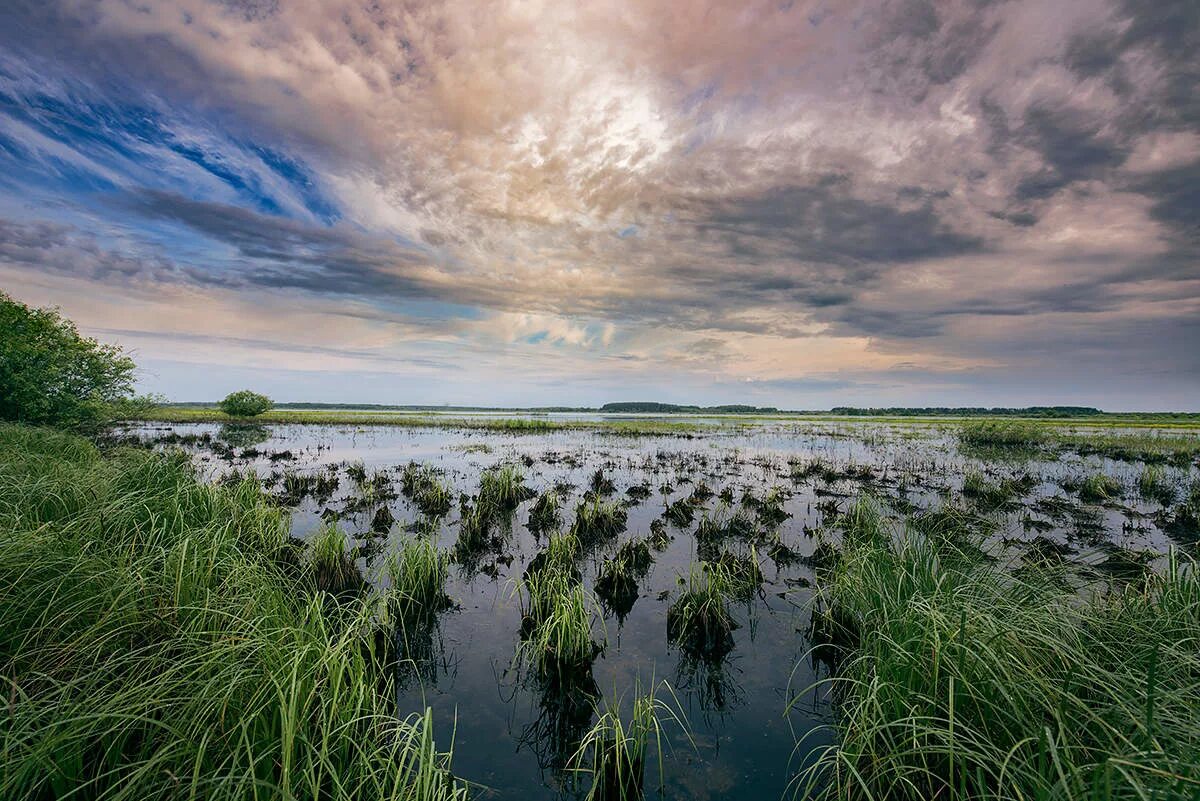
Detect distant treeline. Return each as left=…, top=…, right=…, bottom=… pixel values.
left=598, top=402, right=779, bottom=414
left=827, top=406, right=1104, bottom=417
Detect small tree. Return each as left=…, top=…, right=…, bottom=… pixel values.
left=219, top=390, right=273, bottom=418
left=0, top=292, right=137, bottom=429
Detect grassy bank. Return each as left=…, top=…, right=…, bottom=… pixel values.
left=130, top=406, right=710, bottom=436
left=0, top=425, right=463, bottom=800
left=800, top=518, right=1200, bottom=800
left=130, top=405, right=1200, bottom=434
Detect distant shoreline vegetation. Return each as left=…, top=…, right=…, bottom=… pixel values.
left=155, top=401, right=1200, bottom=421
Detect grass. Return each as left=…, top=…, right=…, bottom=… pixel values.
left=666, top=563, right=737, bottom=663
left=569, top=498, right=628, bottom=546
left=1078, top=473, right=1123, bottom=503
left=961, top=470, right=1032, bottom=510
left=795, top=523, right=1200, bottom=801
left=0, top=424, right=463, bottom=800
left=569, top=683, right=690, bottom=801
left=527, top=489, right=562, bottom=534
left=1137, top=465, right=1174, bottom=504
left=1056, top=429, right=1200, bottom=466
left=308, top=522, right=363, bottom=596
left=131, top=406, right=705, bottom=436
left=400, top=462, right=454, bottom=518
left=479, top=464, right=534, bottom=514
left=958, top=420, right=1048, bottom=449
left=387, top=537, right=450, bottom=620
left=834, top=494, right=890, bottom=549
left=520, top=577, right=601, bottom=678
left=595, top=539, right=654, bottom=621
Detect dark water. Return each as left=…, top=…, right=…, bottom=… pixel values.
left=118, top=420, right=1197, bottom=799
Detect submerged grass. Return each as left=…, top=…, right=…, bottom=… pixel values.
left=0, top=424, right=463, bottom=800
left=796, top=523, right=1200, bottom=801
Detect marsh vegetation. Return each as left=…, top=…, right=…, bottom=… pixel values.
left=4, top=409, right=1199, bottom=800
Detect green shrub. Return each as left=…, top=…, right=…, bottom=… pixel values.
left=0, top=292, right=137, bottom=429
left=219, top=389, right=274, bottom=417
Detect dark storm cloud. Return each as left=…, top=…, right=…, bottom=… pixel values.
left=688, top=180, right=984, bottom=267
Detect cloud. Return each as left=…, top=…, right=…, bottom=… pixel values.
left=0, top=0, right=1196, bottom=407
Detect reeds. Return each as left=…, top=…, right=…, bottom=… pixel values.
left=387, top=536, right=450, bottom=620
left=795, top=522, right=1200, bottom=801
left=569, top=684, right=690, bottom=801
left=666, top=563, right=737, bottom=663
left=958, top=420, right=1047, bottom=449
left=570, top=497, right=628, bottom=546
left=0, top=424, right=464, bottom=800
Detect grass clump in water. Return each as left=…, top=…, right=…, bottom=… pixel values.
left=958, top=420, right=1047, bottom=449
left=0, top=424, right=464, bottom=801
left=520, top=577, right=602, bottom=678
left=569, top=684, right=689, bottom=801
left=400, top=462, right=454, bottom=518
left=570, top=498, right=628, bottom=547
left=595, top=539, right=654, bottom=622
left=666, top=563, right=737, bottom=663
left=1138, top=465, right=1175, bottom=505
left=387, top=536, right=451, bottom=620
left=527, top=489, right=562, bottom=535
left=479, top=464, right=535, bottom=516
left=795, top=523, right=1200, bottom=801
left=1078, top=472, right=1122, bottom=503
left=308, top=522, right=364, bottom=597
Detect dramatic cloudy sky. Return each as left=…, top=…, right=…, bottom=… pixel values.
left=1, top=1, right=1197, bottom=408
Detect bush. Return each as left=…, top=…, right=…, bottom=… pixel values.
left=219, top=389, right=274, bottom=417
left=0, top=292, right=136, bottom=429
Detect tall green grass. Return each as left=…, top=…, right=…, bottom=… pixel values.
left=569, top=683, right=689, bottom=801
left=0, top=424, right=463, bottom=801
left=796, top=514, right=1200, bottom=800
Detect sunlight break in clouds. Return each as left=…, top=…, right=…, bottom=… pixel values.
left=0, top=0, right=1197, bottom=408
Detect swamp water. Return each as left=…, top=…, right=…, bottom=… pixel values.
left=116, top=420, right=1199, bottom=799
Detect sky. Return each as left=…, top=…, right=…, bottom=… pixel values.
left=0, top=1, right=1197, bottom=410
